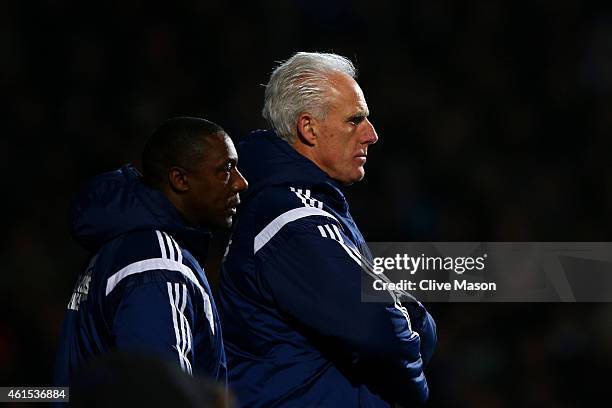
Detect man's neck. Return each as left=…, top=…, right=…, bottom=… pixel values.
left=162, top=189, right=198, bottom=228
left=292, top=139, right=323, bottom=172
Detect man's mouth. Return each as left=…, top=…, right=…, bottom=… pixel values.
left=228, top=198, right=240, bottom=214
left=355, top=153, right=367, bottom=163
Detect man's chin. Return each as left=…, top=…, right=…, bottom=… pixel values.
left=206, top=216, right=234, bottom=230
left=221, top=216, right=234, bottom=229
left=340, top=169, right=366, bottom=185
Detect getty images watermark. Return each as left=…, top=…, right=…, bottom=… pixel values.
left=361, top=243, right=612, bottom=302
left=371, top=252, right=493, bottom=292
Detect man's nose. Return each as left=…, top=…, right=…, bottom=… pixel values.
left=362, top=118, right=378, bottom=144
left=232, top=168, right=248, bottom=192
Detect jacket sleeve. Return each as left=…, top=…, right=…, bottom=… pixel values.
left=110, top=279, right=196, bottom=375
left=257, top=217, right=435, bottom=404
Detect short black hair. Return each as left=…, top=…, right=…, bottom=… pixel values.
left=142, top=117, right=224, bottom=188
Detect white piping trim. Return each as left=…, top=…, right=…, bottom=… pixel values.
left=290, top=187, right=323, bottom=209
left=169, top=235, right=182, bottom=264
left=324, top=224, right=336, bottom=240
left=167, top=282, right=185, bottom=372
left=106, top=258, right=204, bottom=296
left=330, top=233, right=363, bottom=266
left=106, top=258, right=216, bottom=336
left=317, top=225, right=327, bottom=238
left=320, top=225, right=419, bottom=332
left=254, top=207, right=339, bottom=254
left=178, top=283, right=192, bottom=375
left=163, top=232, right=175, bottom=261
left=156, top=230, right=167, bottom=259
left=332, top=225, right=344, bottom=244
left=183, top=283, right=193, bottom=375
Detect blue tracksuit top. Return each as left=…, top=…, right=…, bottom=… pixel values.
left=219, top=130, right=436, bottom=407
left=54, top=165, right=226, bottom=386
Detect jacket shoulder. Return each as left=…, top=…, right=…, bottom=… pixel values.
left=101, top=229, right=186, bottom=271
left=256, top=185, right=305, bottom=212
left=250, top=185, right=331, bottom=232
left=240, top=187, right=343, bottom=257
left=99, top=229, right=210, bottom=302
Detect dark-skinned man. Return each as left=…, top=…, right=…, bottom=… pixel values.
left=55, top=117, right=247, bottom=388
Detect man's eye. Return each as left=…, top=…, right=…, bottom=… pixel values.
left=349, top=116, right=365, bottom=125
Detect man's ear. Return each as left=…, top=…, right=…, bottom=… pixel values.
left=168, top=167, right=190, bottom=193
left=296, top=113, right=317, bottom=146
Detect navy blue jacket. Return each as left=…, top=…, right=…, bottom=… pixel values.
left=219, top=130, right=436, bottom=407
left=55, top=165, right=226, bottom=386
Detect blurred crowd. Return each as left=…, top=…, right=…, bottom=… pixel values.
left=2, top=0, right=612, bottom=406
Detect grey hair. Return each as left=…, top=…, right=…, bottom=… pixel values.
left=262, top=52, right=357, bottom=144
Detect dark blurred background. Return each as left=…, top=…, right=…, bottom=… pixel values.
left=2, top=0, right=612, bottom=406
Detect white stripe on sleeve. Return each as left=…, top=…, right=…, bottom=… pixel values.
left=332, top=225, right=344, bottom=244
left=324, top=224, right=336, bottom=240
left=254, top=207, right=339, bottom=254
left=169, top=236, right=183, bottom=264
left=182, top=283, right=193, bottom=374
left=318, top=227, right=420, bottom=332
left=178, top=283, right=192, bottom=375
left=330, top=234, right=363, bottom=266
left=108, top=259, right=216, bottom=337
left=156, top=230, right=167, bottom=259
left=163, top=232, right=175, bottom=261
left=167, top=282, right=185, bottom=371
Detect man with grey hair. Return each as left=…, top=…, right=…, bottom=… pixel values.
left=219, top=52, right=436, bottom=407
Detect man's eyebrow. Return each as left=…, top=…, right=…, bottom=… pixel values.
left=354, top=106, right=369, bottom=117
left=215, top=157, right=236, bottom=169
left=348, top=109, right=369, bottom=122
